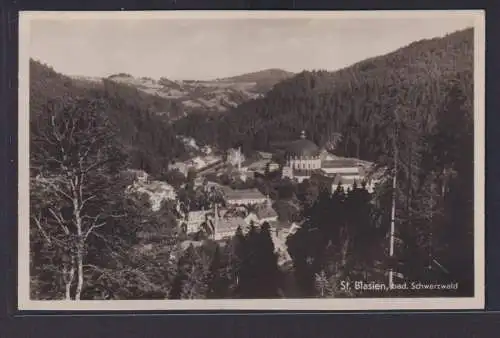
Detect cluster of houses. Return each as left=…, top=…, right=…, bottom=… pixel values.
left=123, top=168, right=286, bottom=241
left=126, top=131, right=382, bottom=245
left=168, top=153, right=224, bottom=177
left=124, top=169, right=177, bottom=211
left=177, top=184, right=282, bottom=241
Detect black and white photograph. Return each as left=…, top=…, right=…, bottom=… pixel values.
left=18, top=10, right=485, bottom=311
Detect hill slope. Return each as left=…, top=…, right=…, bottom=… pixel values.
left=217, top=68, right=295, bottom=92
left=98, top=68, right=294, bottom=114
left=173, top=27, right=475, bottom=291
left=174, top=28, right=473, bottom=163
left=30, top=59, right=189, bottom=176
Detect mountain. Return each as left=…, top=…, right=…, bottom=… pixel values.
left=30, top=59, right=190, bottom=176
left=219, top=68, right=294, bottom=82
left=29, top=62, right=294, bottom=177
left=174, top=28, right=474, bottom=162
left=173, top=27, right=475, bottom=291
left=217, top=68, right=295, bottom=92
left=100, top=68, right=294, bottom=114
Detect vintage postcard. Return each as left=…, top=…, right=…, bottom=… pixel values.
left=18, top=10, right=485, bottom=311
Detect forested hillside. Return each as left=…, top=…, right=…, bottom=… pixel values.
left=216, top=68, right=295, bottom=93
left=30, top=60, right=187, bottom=176
left=174, top=28, right=473, bottom=161
left=28, top=26, right=476, bottom=300
left=174, top=27, right=476, bottom=293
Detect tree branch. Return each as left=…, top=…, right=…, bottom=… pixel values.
left=48, top=207, right=70, bottom=235
left=84, top=221, right=106, bottom=241
left=31, top=214, right=52, bottom=245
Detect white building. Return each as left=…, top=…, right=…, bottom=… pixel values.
left=125, top=169, right=150, bottom=183
left=281, top=131, right=374, bottom=186
left=257, top=151, right=273, bottom=160
left=244, top=199, right=279, bottom=226
left=168, top=162, right=189, bottom=177
left=268, top=162, right=280, bottom=172
left=244, top=210, right=278, bottom=226
left=321, top=160, right=362, bottom=175
left=330, top=173, right=378, bottom=193
left=211, top=216, right=247, bottom=241
left=126, top=179, right=177, bottom=212
left=227, top=147, right=245, bottom=172
left=224, top=188, right=268, bottom=206
left=184, top=205, right=247, bottom=241
left=201, top=145, right=213, bottom=155
left=180, top=210, right=213, bottom=234
left=186, top=156, right=207, bottom=171
left=283, top=131, right=322, bottom=171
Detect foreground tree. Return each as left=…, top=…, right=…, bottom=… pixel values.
left=169, top=244, right=212, bottom=299
left=30, top=96, right=126, bottom=300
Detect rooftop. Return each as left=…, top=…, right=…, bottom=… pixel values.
left=186, top=210, right=212, bottom=219
left=223, top=206, right=248, bottom=219
left=257, top=151, right=273, bottom=160
left=284, top=131, right=320, bottom=158
left=321, top=159, right=361, bottom=168
left=214, top=217, right=247, bottom=232
left=246, top=159, right=270, bottom=170
left=225, top=188, right=267, bottom=201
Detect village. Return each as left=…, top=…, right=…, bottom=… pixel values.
left=25, top=12, right=479, bottom=306
left=125, top=130, right=382, bottom=264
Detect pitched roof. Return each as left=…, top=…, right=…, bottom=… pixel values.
left=320, top=150, right=342, bottom=161
left=334, top=172, right=363, bottom=178
left=136, top=180, right=175, bottom=193
left=223, top=207, right=248, bottom=219
left=321, top=159, right=360, bottom=168
left=225, top=188, right=266, bottom=201
left=214, top=217, right=246, bottom=232
left=257, top=151, right=273, bottom=160
left=246, top=159, right=269, bottom=170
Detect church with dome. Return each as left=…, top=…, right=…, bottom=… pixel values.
left=280, top=131, right=378, bottom=192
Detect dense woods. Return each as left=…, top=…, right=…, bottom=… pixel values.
left=173, top=27, right=475, bottom=296
left=29, top=27, right=476, bottom=299
left=30, top=60, right=187, bottom=177
left=174, top=29, right=473, bottom=159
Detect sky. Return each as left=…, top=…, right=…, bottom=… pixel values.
left=28, top=13, right=476, bottom=81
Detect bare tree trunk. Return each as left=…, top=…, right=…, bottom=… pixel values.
left=65, top=282, right=72, bottom=300
left=62, top=262, right=75, bottom=300
left=75, top=244, right=84, bottom=300
left=73, top=176, right=84, bottom=301
left=388, top=112, right=398, bottom=289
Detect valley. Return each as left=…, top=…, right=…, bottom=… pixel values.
left=28, top=26, right=475, bottom=301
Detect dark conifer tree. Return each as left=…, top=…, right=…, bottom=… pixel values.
left=256, top=222, right=280, bottom=298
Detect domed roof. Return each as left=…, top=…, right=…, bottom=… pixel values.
left=285, top=131, right=320, bottom=158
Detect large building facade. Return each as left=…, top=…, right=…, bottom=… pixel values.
left=281, top=131, right=378, bottom=191
left=284, top=131, right=322, bottom=171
